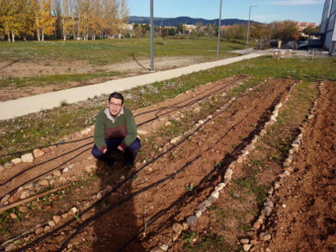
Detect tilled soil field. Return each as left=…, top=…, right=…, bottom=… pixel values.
left=0, top=77, right=335, bottom=252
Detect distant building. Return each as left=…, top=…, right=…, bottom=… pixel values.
left=320, top=0, right=336, bottom=53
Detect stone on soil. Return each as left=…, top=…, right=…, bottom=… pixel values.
left=33, top=149, right=45, bottom=158
left=0, top=166, right=4, bottom=172
left=11, top=158, right=22, bottom=165
left=4, top=162, right=13, bottom=169
left=186, top=215, right=198, bottom=226
left=170, top=136, right=182, bottom=144
left=172, top=223, right=183, bottom=235
left=243, top=244, right=252, bottom=251
left=53, top=215, right=61, bottom=224
left=260, top=232, right=272, bottom=241
left=39, top=180, right=49, bottom=186
left=21, top=153, right=34, bottom=163
left=35, top=227, right=44, bottom=235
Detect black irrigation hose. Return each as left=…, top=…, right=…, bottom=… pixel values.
left=2, top=76, right=240, bottom=197
left=16, top=80, right=286, bottom=251
left=136, top=75, right=245, bottom=127
left=118, top=84, right=292, bottom=251
left=134, top=75, right=245, bottom=119
left=0, top=136, right=92, bottom=159
left=0, top=145, right=92, bottom=201
left=1, top=75, right=245, bottom=160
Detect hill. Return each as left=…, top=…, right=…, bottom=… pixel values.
left=128, top=16, right=252, bottom=26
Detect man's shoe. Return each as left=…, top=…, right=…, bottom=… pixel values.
left=106, top=159, right=115, bottom=169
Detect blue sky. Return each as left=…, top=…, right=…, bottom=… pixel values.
left=127, top=0, right=325, bottom=25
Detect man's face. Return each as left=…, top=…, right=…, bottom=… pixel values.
left=107, top=97, right=124, bottom=116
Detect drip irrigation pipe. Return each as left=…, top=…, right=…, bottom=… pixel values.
left=0, top=146, right=92, bottom=201
left=0, top=136, right=92, bottom=159
left=1, top=76, right=241, bottom=195
left=0, top=141, right=93, bottom=187
left=1, top=75, right=245, bottom=160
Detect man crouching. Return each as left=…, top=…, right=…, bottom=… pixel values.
left=91, top=92, right=141, bottom=169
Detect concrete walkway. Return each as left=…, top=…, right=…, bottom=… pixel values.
left=0, top=52, right=263, bottom=120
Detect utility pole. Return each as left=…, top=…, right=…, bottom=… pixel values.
left=246, top=5, right=257, bottom=54
left=217, top=0, right=223, bottom=59
left=150, top=0, right=154, bottom=72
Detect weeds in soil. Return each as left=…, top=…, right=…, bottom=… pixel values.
left=183, top=232, right=232, bottom=252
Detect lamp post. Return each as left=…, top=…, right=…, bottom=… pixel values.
left=246, top=5, right=257, bottom=54
left=217, top=0, right=223, bottom=59
left=150, top=0, right=154, bottom=71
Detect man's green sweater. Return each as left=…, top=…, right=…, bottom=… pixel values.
left=94, top=107, right=137, bottom=153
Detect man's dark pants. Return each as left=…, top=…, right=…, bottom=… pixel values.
left=91, top=138, right=141, bottom=165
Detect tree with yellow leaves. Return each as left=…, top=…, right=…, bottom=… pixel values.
left=34, top=0, right=56, bottom=41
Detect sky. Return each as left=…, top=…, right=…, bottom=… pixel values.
left=127, top=0, right=325, bottom=25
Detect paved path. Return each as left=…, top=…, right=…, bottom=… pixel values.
left=0, top=53, right=263, bottom=120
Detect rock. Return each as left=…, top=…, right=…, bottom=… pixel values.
left=260, top=232, right=272, bottom=241
left=53, top=170, right=62, bottom=177
left=186, top=215, right=198, bottom=226
left=21, top=153, right=34, bottom=163
left=215, top=183, right=225, bottom=191
left=70, top=207, right=78, bottom=214
left=4, top=162, right=13, bottom=169
left=35, top=227, right=44, bottom=235
left=97, top=193, right=102, bottom=200
left=195, top=210, right=202, bottom=218
left=0, top=166, right=4, bottom=172
left=48, top=145, right=57, bottom=151
left=282, top=204, right=287, bottom=208
left=198, top=202, right=207, bottom=212
left=8, top=195, right=20, bottom=204
left=5, top=243, right=15, bottom=251
left=204, top=200, right=211, bottom=207
left=62, top=167, right=69, bottom=173
left=224, top=169, right=233, bottom=179
left=61, top=213, right=68, bottom=219
left=53, top=215, right=61, bottom=224
left=182, top=222, right=189, bottom=230
left=59, top=176, right=67, bottom=184
left=11, top=158, right=22, bottom=165
left=236, top=156, right=243, bottom=164
left=39, top=180, right=49, bottom=186
left=164, top=121, right=172, bottom=127
left=138, top=130, right=148, bottom=136
left=41, top=147, right=50, bottom=153
left=44, top=226, right=51, bottom=232
left=150, top=247, right=163, bottom=252
left=20, top=190, right=30, bottom=200
left=162, top=235, right=172, bottom=246
left=274, top=181, right=281, bottom=189
left=240, top=238, right=250, bottom=244
left=261, top=206, right=272, bottom=216
left=253, top=221, right=261, bottom=229
left=159, top=244, right=169, bottom=251
left=210, top=191, right=219, bottom=199
left=208, top=195, right=217, bottom=203
left=48, top=220, right=56, bottom=227
left=33, top=149, right=45, bottom=158
left=1, top=194, right=10, bottom=204
left=10, top=213, right=18, bottom=219
left=245, top=144, right=255, bottom=151
left=106, top=185, right=113, bottom=192
left=172, top=223, right=183, bottom=235
left=243, top=244, right=252, bottom=251
left=170, top=136, right=182, bottom=144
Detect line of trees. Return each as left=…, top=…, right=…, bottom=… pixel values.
left=0, top=0, right=129, bottom=42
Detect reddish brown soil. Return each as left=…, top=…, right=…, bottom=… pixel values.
left=266, top=81, right=336, bottom=252
left=1, top=78, right=335, bottom=252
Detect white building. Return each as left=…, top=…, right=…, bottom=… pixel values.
left=320, top=0, right=336, bottom=53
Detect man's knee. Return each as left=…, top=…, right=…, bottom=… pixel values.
left=127, top=138, right=141, bottom=153
left=91, top=145, right=105, bottom=160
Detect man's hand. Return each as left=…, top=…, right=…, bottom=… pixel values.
left=117, top=145, right=124, bottom=151
left=103, top=149, right=107, bottom=154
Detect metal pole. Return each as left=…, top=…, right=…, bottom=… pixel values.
left=246, top=6, right=257, bottom=54
left=217, top=0, right=223, bottom=59
left=150, top=0, right=154, bottom=72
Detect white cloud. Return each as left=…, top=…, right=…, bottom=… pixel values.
left=269, top=0, right=324, bottom=6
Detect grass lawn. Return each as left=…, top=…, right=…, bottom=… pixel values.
left=0, top=37, right=245, bottom=65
